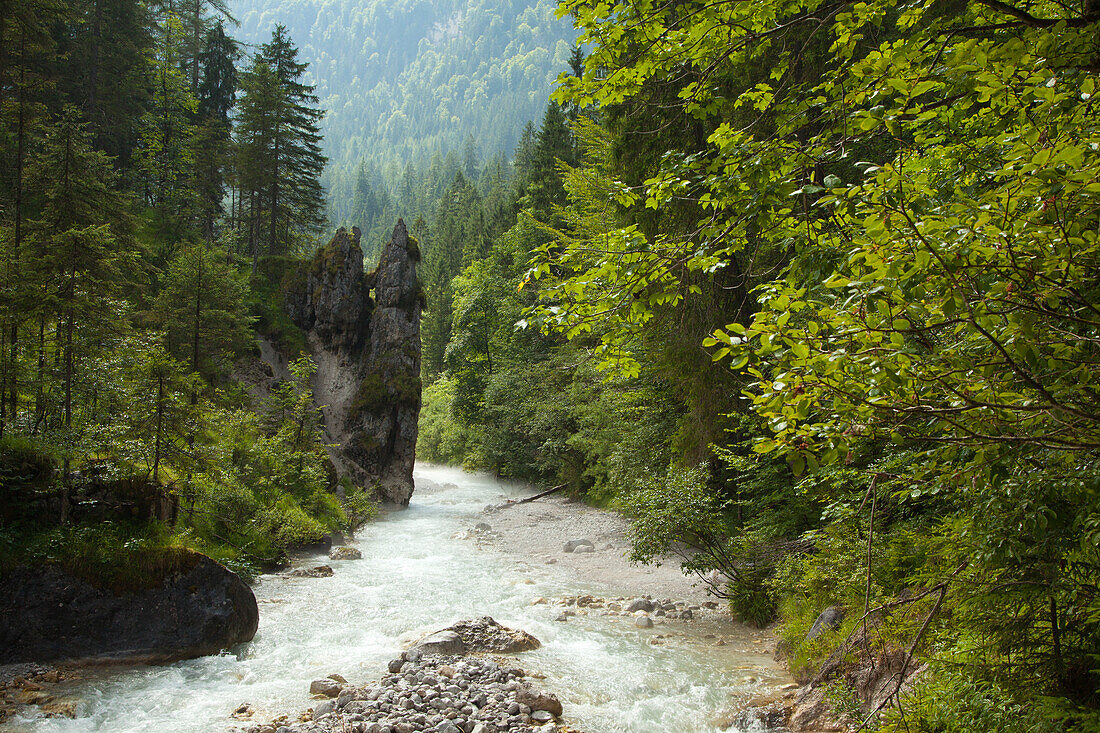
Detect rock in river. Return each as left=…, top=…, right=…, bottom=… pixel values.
left=310, top=678, right=343, bottom=698
left=447, top=616, right=541, bottom=653
left=0, top=550, right=257, bottom=665
left=408, top=631, right=466, bottom=656
left=251, top=655, right=569, bottom=733
left=407, top=617, right=541, bottom=658
left=328, top=547, right=362, bottom=561
left=290, top=565, right=335, bottom=578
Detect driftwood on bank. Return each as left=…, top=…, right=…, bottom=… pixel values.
left=492, top=484, right=566, bottom=510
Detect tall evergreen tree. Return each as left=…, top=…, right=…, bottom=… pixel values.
left=136, top=13, right=198, bottom=248
left=234, top=25, right=326, bottom=262
left=422, top=172, right=485, bottom=379
left=523, top=102, right=572, bottom=215
left=0, top=0, right=62, bottom=434
left=196, top=21, right=236, bottom=125
left=62, top=0, right=154, bottom=165
left=176, top=0, right=234, bottom=97
left=256, top=25, right=326, bottom=256
left=150, top=243, right=251, bottom=380
left=192, top=22, right=236, bottom=241
left=25, top=108, right=135, bottom=519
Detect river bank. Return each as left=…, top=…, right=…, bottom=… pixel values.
left=475, top=489, right=713, bottom=604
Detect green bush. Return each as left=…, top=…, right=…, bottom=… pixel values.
left=879, top=668, right=1061, bottom=733
left=5, top=520, right=202, bottom=591
left=727, top=563, right=778, bottom=628
left=418, top=376, right=478, bottom=465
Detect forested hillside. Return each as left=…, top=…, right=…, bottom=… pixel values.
left=230, top=0, right=576, bottom=220
left=0, top=0, right=367, bottom=577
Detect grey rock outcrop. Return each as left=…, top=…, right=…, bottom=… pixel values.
left=0, top=552, right=258, bottom=665
left=285, top=221, right=422, bottom=505
left=805, top=605, right=845, bottom=642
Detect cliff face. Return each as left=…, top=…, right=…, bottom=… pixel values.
left=285, top=220, right=422, bottom=505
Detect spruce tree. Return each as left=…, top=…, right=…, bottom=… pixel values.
left=234, top=25, right=326, bottom=262
left=150, top=243, right=252, bottom=381
left=0, top=0, right=61, bottom=434
left=136, top=14, right=198, bottom=248
left=24, top=108, right=135, bottom=520
left=196, top=21, right=237, bottom=125
left=192, top=22, right=237, bottom=241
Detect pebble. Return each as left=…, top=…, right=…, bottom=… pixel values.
left=247, top=656, right=564, bottom=733
left=310, top=679, right=342, bottom=698
left=562, top=539, right=594, bottom=553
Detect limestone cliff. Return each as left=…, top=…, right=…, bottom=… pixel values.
left=284, top=220, right=422, bottom=505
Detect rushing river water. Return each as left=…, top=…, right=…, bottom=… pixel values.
left=13, top=465, right=789, bottom=733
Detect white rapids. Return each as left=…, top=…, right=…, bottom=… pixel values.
left=12, top=464, right=790, bottom=733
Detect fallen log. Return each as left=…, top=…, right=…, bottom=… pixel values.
left=495, top=484, right=566, bottom=509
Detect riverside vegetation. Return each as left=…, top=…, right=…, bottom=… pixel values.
left=2, top=0, right=1100, bottom=727
left=409, top=1, right=1100, bottom=732
left=0, top=5, right=363, bottom=579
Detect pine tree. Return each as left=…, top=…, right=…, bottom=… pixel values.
left=196, top=21, right=236, bottom=125
left=24, top=107, right=135, bottom=520
left=257, top=24, right=326, bottom=255
left=136, top=14, right=198, bottom=248
left=524, top=102, right=572, bottom=215
left=176, top=0, right=234, bottom=97
left=187, top=23, right=237, bottom=242
left=63, top=0, right=154, bottom=165
left=0, top=0, right=62, bottom=434
left=512, top=120, right=537, bottom=189
left=422, top=172, right=486, bottom=379
left=234, top=25, right=326, bottom=262
left=150, top=243, right=252, bottom=380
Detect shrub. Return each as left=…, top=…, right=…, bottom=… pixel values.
left=879, top=668, right=1061, bottom=733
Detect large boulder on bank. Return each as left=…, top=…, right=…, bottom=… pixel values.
left=0, top=550, right=258, bottom=665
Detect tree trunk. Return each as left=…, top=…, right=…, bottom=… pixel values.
left=269, top=130, right=279, bottom=256
left=8, top=30, right=28, bottom=429
left=60, top=266, right=76, bottom=526
left=153, top=371, right=165, bottom=485
left=192, top=252, right=203, bottom=375
left=33, top=313, right=46, bottom=434
left=87, top=0, right=102, bottom=122
left=190, top=0, right=201, bottom=94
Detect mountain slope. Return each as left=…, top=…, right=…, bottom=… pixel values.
left=231, top=0, right=577, bottom=215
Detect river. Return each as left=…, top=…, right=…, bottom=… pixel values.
left=11, top=465, right=789, bottom=733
